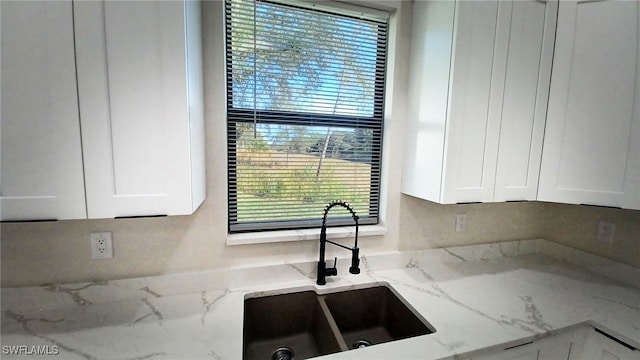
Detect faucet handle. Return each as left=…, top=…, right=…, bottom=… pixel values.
left=326, top=257, right=338, bottom=277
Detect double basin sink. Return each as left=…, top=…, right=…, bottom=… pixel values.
left=243, top=283, right=436, bottom=360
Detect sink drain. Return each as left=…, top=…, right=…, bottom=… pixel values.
left=352, top=339, right=372, bottom=349
left=271, top=347, right=294, bottom=360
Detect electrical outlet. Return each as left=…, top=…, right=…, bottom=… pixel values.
left=90, top=232, right=113, bottom=259
left=456, top=213, right=467, bottom=232
left=596, top=221, right=615, bottom=243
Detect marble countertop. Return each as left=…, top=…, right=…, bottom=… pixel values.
left=2, top=239, right=639, bottom=359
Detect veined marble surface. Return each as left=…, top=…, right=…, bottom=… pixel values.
left=1, top=239, right=639, bottom=359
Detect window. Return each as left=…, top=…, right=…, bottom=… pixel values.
left=225, top=0, right=388, bottom=232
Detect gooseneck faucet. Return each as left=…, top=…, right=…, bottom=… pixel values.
left=317, top=200, right=360, bottom=286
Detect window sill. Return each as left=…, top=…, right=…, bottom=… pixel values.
left=226, top=225, right=387, bottom=246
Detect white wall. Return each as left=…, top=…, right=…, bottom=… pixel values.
left=2, top=1, right=636, bottom=288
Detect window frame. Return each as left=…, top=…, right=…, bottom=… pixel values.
left=225, top=0, right=389, bottom=233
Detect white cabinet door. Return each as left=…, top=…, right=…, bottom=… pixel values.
left=493, top=0, right=557, bottom=201
left=470, top=335, right=573, bottom=360
left=401, top=0, right=456, bottom=203
left=439, top=0, right=501, bottom=203
left=538, top=0, right=640, bottom=209
left=402, top=0, right=499, bottom=203
left=570, top=327, right=640, bottom=360
left=466, top=326, right=637, bottom=360
left=402, top=0, right=555, bottom=204
left=0, top=1, right=87, bottom=221
left=74, top=0, right=205, bottom=218
left=470, top=325, right=587, bottom=360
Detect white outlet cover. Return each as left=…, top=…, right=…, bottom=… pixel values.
left=90, top=232, right=113, bottom=259
left=596, top=221, right=615, bottom=243
left=456, top=214, right=467, bottom=232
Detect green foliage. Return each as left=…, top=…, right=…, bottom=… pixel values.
left=247, top=134, right=269, bottom=152
left=236, top=150, right=371, bottom=222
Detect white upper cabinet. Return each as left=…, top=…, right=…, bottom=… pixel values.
left=1, top=1, right=87, bottom=221
left=538, top=0, right=640, bottom=210
left=1, top=0, right=205, bottom=221
left=74, top=0, right=205, bottom=218
left=402, top=0, right=556, bottom=204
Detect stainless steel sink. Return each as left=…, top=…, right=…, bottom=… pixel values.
left=243, top=284, right=436, bottom=360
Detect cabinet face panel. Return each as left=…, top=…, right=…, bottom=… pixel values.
left=75, top=1, right=196, bottom=218
left=0, top=1, right=87, bottom=220
left=401, top=0, right=455, bottom=202
left=570, top=328, right=640, bottom=360
left=494, top=0, right=556, bottom=201
left=472, top=348, right=540, bottom=360
left=471, top=335, right=573, bottom=360
left=469, top=326, right=638, bottom=360
left=105, top=2, right=171, bottom=196
left=539, top=0, right=640, bottom=207
left=471, top=324, right=585, bottom=360
left=442, top=0, right=499, bottom=202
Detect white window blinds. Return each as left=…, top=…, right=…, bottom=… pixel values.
left=226, top=0, right=388, bottom=232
